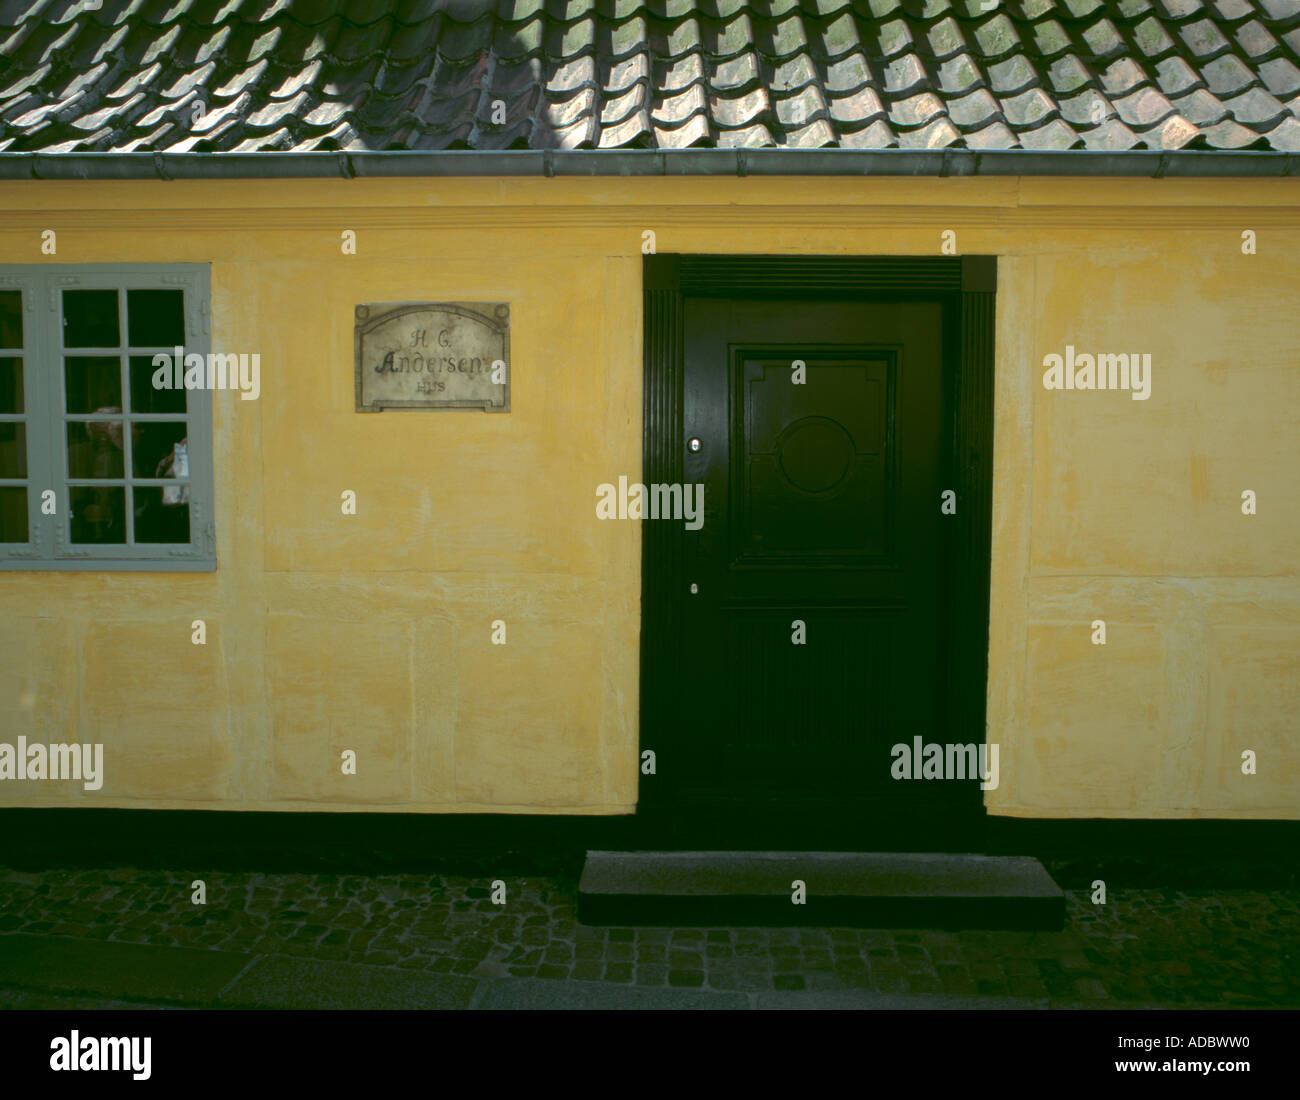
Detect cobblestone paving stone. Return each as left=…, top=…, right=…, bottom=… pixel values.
left=1, top=867, right=1297, bottom=1006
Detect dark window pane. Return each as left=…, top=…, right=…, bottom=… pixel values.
left=63, top=289, right=119, bottom=347
left=0, top=422, right=26, bottom=478
left=131, top=422, right=187, bottom=479
left=0, top=486, right=26, bottom=542
left=129, top=355, right=186, bottom=413
left=65, top=357, right=122, bottom=412
left=127, top=289, right=185, bottom=347
left=70, top=485, right=126, bottom=543
left=0, top=291, right=21, bottom=349
left=0, top=358, right=22, bottom=413
left=67, top=419, right=124, bottom=479
left=134, top=486, right=190, bottom=544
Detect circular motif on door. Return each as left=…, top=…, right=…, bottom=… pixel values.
left=776, top=416, right=855, bottom=494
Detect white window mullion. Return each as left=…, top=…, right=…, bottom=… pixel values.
left=31, top=272, right=53, bottom=558
left=26, top=271, right=48, bottom=559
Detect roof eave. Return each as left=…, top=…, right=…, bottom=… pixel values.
left=1, top=149, right=1298, bottom=181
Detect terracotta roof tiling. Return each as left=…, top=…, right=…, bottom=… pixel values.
left=2, top=0, right=1300, bottom=154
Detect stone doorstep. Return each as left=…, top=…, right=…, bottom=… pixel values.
left=578, top=852, right=1066, bottom=930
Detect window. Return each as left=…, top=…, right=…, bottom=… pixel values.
left=0, top=265, right=213, bottom=570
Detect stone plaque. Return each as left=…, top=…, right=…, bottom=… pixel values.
left=354, top=302, right=509, bottom=412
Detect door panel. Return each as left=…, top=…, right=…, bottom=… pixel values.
left=740, top=353, right=890, bottom=560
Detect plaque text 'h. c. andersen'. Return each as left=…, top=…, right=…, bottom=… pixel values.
left=354, top=302, right=509, bottom=412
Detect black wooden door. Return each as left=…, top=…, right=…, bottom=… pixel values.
left=670, top=297, right=967, bottom=846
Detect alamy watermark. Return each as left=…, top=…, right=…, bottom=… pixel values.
left=890, top=738, right=999, bottom=790
left=1042, top=345, right=1151, bottom=401
left=151, top=347, right=260, bottom=401
left=50, top=1031, right=150, bottom=1080
left=596, top=476, right=704, bottom=530
left=0, top=737, right=103, bottom=790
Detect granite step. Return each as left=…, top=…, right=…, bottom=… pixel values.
left=578, top=851, right=1065, bottom=930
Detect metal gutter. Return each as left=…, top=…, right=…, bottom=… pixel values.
left=1, top=148, right=1298, bottom=180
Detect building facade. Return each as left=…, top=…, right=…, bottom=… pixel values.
left=1, top=1, right=1297, bottom=847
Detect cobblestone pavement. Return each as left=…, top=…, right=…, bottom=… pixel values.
left=1, top=866, right=1297, bottom=1006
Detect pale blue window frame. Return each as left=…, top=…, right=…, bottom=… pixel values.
left=0, top=264, right=214, bottom=571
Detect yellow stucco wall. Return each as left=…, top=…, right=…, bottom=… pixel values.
left=0, top=175, right=1296, bottom=818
